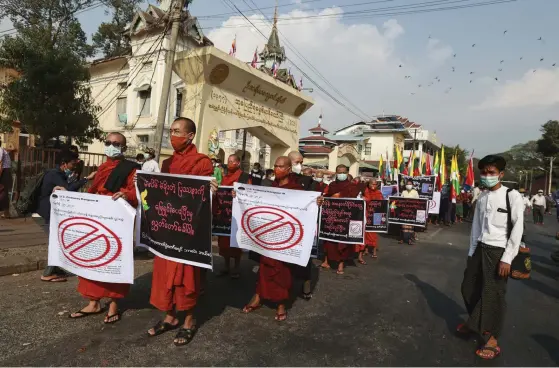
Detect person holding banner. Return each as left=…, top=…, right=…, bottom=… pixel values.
left=217, top=154, right=251, bottom=278
left=70, top=132, right=138, bottom=324
left=242, top=156, right=323, bottom=321
left=400, top=179, right=419, bottom=245
left=321, top=164, right=360, bottom=275
left=363, top=180, right=384, bottom=259
left=147, top=117, right=217, bottom=346
left=311, top=171, right=328, bottom=194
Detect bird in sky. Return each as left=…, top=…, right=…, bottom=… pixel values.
left=538, top=37, right=542, bottom=41
left=540, top=58, right=544, bottom=62
left=553, top=63, right=556, bottom=67
left=500, top=60, right=504, bottom=63
left=434, top=76, right=439, bottom=79
left=452, top=67, right=455, bottom=72
left=533, top=69, right=537, bottom=73
left=498, top=68, right=502, bottom=72
left=453, top=53, right=457, bottom=58
left=520, top=57, right=523, bottom=60
left=494, top=77, right=498, bottom=81
left=418, top=84, right=422, bottom=88
left=503, top=30, right=508, bottom=35
left=469, top=71, right=475, bottom=74
left=399, top=64, right=402, bottom=67
left=410, top=92, right=416, bottom=95
left=472, top=43, right=476, bottom=47
left=428, top=34, right=431, bottom=39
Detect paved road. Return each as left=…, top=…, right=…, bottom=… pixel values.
left=1, top=218, right=558, bottom=366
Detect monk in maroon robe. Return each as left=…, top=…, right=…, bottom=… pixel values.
left=217, top=154, right=250, bottom=278
left=69, top=132, right=137, bottom=324
left=147, top=117, right=216, bottom=346
left=362, top=180, right=384, bottom=260
left=242, top=156, right=320, bottom=321
left=320, top=164, right=360, bottom=275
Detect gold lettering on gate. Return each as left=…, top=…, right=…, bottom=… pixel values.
left=241, top=80, right=287, bottom=106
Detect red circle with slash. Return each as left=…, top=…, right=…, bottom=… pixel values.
left=241, top=206, right=304, bottom=250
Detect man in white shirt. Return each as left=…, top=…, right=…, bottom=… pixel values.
left=459, top=155, right=523, bottom=360
left=141, top=148, right=160, bottom=173
left=531, top=189, right=546, bottom=225
left=400, top=180, right=419, bottom=244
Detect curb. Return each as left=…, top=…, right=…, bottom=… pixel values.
left=0, top=256, right=47, bottom=277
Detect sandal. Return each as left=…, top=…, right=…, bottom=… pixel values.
left=274, top=312, right=287, bottom=322
left=336, top=270, right=344, bottom=275
left=147, top=320, right=179, bottom=337
left=475, top=345, right=501, bottom=360
left=104, top=312, right=121, bottom=324
left=69, top=308, right=103, bottom=319
left=173, top=327, right=196, bottom=346
left=242, top=304, right=262, bottom=313
left=358, top=260, right=367, bottom=265
left=320, top=264, right=331, bottom=270
left=41, top=276, right=67, bottom=282
left=371, top=255, right=378, bottom=259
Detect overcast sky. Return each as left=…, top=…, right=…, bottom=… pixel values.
left=2, top=0, right=557, bottom=156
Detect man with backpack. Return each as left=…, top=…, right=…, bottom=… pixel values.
left=457, top=155, right=523, bottom=360
left=36, top=151, right=97, bottom=282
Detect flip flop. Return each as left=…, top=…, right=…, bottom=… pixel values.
left=358, top=260, right=367, bottom=265
left=371, top=255, right=378, bottom=259
left=274, top=312, right=287, bottom=322
left=242, top=304, right=262, bottom=314
left=147, top=320, right=180, bottom=337
left=69, top=309, right=103, bottom=319
left=320, top=264, right=331, bottom=270
left=104, top=312, right=121, bottom=324
left=41, top=276, right=67, bottom=282
left=476, top=345, right=501, bottom=360
left=336, top=270, right=344, bottom=275
left=174, top=327, right=197, bottom=346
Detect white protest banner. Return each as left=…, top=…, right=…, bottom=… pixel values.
left=48, top=191, right=136, bottom=284
left=231, top=183, right=320, bottom=267
left=429, top=192, right=441, bottom=214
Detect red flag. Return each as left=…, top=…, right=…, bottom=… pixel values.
left=250, top=47, right=258, bottom=67
left=425, top=152, right=432, bottom=175
left=464, top=151, right=475, bottom=189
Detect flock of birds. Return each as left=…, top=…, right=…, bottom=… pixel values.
left=400, top=32, right=554, bottom=96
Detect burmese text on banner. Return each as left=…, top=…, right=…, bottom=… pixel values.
left=231, top=183, right=320, bottom=267
left=135, top=171, right=213, bottom=270
left=47, top=191, right=136, bottom=284
left=318, top=197, right=366, bottom=244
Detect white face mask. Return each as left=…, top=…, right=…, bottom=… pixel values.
left=104, top=145, right=122, bottom=158
left=292, top=163, right=302, bottom=174
left=315, top=177, right=323, bottom=183
left=337, top=173, right=348, bottom=181
left=406, top=185, right=413, bottom=190
left=270, top=175, right=275, bottom=181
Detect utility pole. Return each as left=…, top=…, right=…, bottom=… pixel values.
left=153, top=0, right=185, bottom=160
left=548, top=156, right=555, bottom=194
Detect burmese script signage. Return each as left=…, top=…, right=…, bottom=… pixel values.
left=366, top=199, right=389, bottom=233
left=319, top=198, right=365, bottom=244
left=207, top=90, right=298, bottom=134
left=212, top=186, right=233, bottom=236
left=387, top=197, right=428, bottom=227
left=135, top=172, right=213, bottom=269
left=241, top=80, right=287, bottom=106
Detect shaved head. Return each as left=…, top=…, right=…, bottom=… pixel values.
left=288, top=150, right=303, bottom=165
left=172, top=117, right=196, bottom=135
left=316, top=171, right=324, bottom=178
left=302, top=167, right=313, bottom=176
left=275, top=156, right=291, bottom=167
left=228, top=154, right=240, bottom=163
left=107, top=132, right=126, bottom=146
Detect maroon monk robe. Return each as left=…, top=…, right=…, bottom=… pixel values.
left=77, top=158, right=138, bottom=300
left=323, top=179, right=360, bottom=262
left=256, top=174, right=302, bottom=302
left=217, top=169, right=251, bottom=258
left=150, top=144, right=213, bottom=312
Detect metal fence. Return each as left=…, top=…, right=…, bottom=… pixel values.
left=13, top=147, right=107, bottom=200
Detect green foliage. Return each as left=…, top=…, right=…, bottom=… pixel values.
left=442, top=144, right=469, bottom=175
left=0, top=0, right=101, bottom=145
left=92, top=0, right=142, bottom=58
left=537, top=120, right=559, bottom=158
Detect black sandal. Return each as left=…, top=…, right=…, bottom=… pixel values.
left=174, top=327, right=196, bottom=346
left=302, top=291, right=313, bottom=301
left=69, top=309, right=103, bottom=319
left=104, top=312, right=121, bottom=324
left=147, top=320, right=179, bottom=337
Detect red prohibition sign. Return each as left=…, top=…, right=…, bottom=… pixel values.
left=241, top=206, right=304, bottom=251
left=58, top=217, right=122, bottom=268
left=428, top=199, right=436, bottom=210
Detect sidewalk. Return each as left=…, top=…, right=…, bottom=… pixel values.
left=0, top=218, right=49, bottom=276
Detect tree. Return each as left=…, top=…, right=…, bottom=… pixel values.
left=537, top=120, right=559, bottom=158
left=92, top=0, right=142, bottom=58
left=0, top=0, right=102, bottom=145
left=443, top=144, right=469, bottom=177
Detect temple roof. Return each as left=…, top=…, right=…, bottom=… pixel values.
left=258, top=6, right=286, bottom=64
left=308, top=124, right=329, bottom=134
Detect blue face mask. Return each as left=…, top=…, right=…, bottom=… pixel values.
left=104, top=145, right=122, bottom=158
left=64, top=169, right=72, bottom=177
left=337, top=173, right=348, bottom=181
left=480, top=175, right=500, bottom=189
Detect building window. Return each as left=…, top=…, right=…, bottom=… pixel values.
left=236, top=129, right=243, bottom=140
left=218, top=131, right=225, bottom=140
left=365, top=143, right=371, bottom=155
left=137, top=134, right=149, bottom=145
left=139, top=89, right=151, bottom=116
left=116, top=97, right=127, bottom=125
left=175, top=90, right=183, bottom=117
left=404, top=142, right=414, bottom=150
left=357, top=144, right=363, bottom=153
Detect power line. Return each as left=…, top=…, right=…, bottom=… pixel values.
left=222, top=0, right=370, bottom=122
left=245, top=0, right=372, bottom=121
left=199, top=0, right=517, bottom=30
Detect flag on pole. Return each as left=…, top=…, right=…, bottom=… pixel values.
left=439, top=145, right=446, bottom=190
left=463, top=150, right=475, bottom=190
left=425, top=152, right=432, bottom=175
left=379, top=154, right=384, bottom=179
left=271, top=62, right=278, bottom=77
left=434, top=151, right=440, bottom=176
left=250, top=47, right=258, bottom=67
left=450, top=154, right=460, bottom=200
left=399, top=146, right=405, bottom=172
left=393, top=145, right=399, bottom=171
left=229, top=35, right=237, bottom=56
left=386, top=149, right=392, bottom=179
left=420, top=152, right=425, bottom=175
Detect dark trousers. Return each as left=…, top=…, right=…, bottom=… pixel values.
left=533, top=205, right=544, bottom=224
left=461, top=243, right=507, bottom=339
left=33, top=217, right=66, bottom=277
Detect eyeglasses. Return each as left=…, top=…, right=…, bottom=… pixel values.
left=104, top=141, right=122, bottom=148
